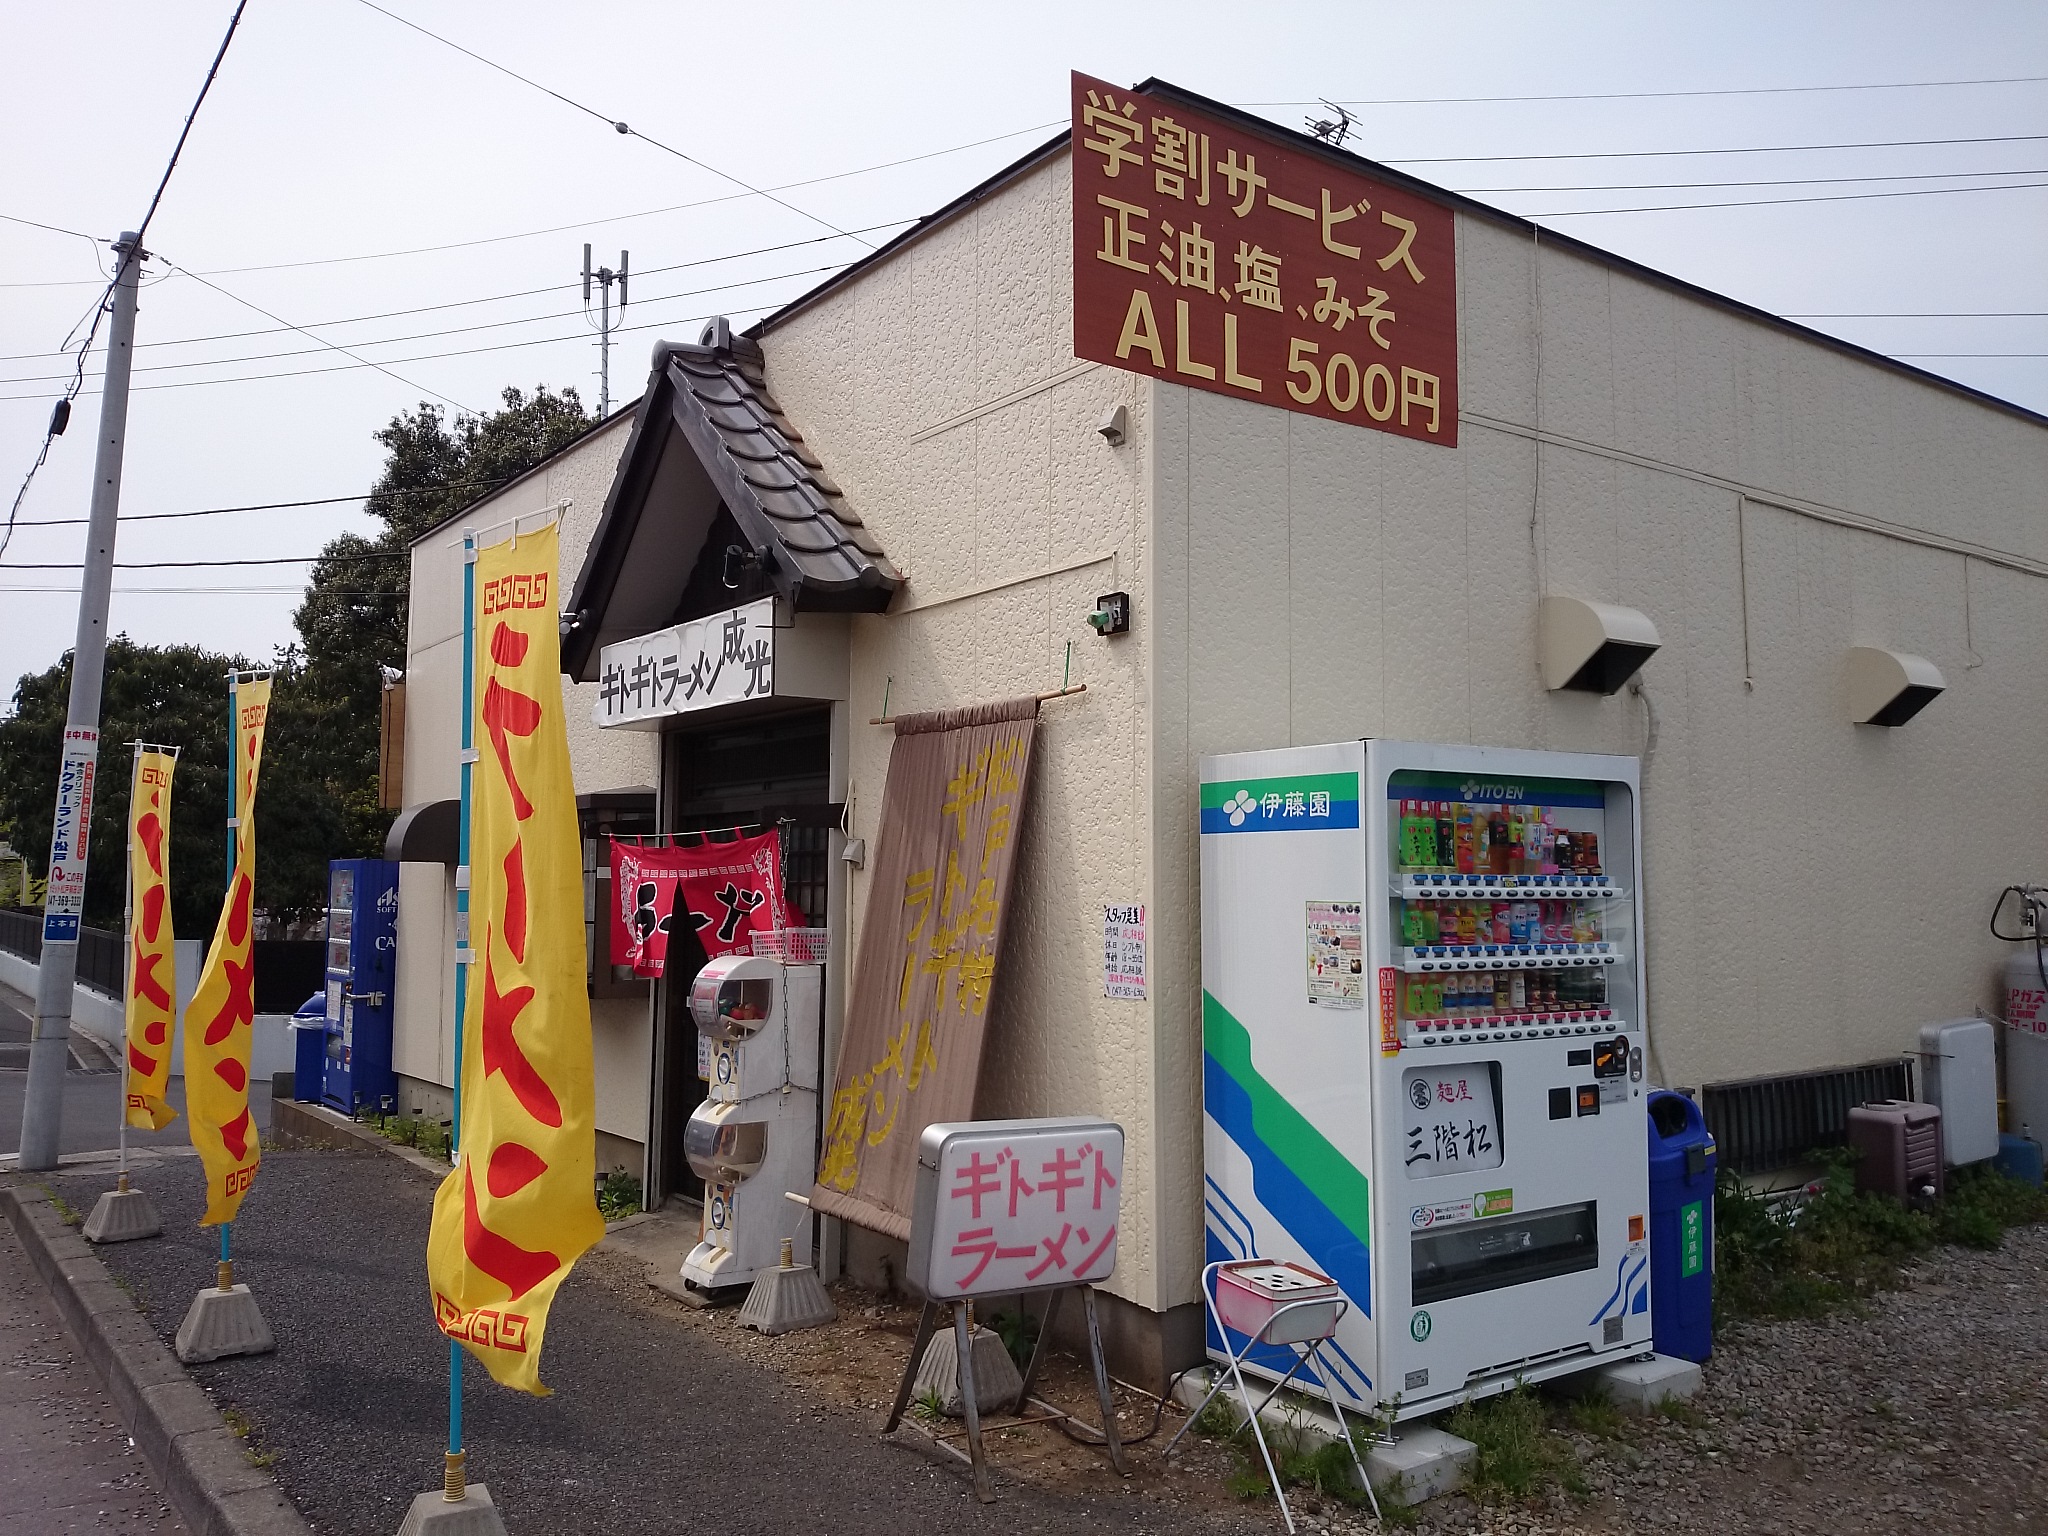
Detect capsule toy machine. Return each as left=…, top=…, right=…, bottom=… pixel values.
left=1201, top=739, right=1652, bottom=1420
left=322, top=857, right=399, bottom=1115
left=681, top=954, right=821, bottom=1293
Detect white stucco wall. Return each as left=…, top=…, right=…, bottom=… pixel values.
left=1149, top=206, right=2048, bottom=1304
left=761, top=153, right=2048, bottom=1324
left=392, top=413, right=657, bottom=1151
left=761, top=152, right=1172, bottom=1311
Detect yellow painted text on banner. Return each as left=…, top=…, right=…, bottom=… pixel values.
left=427, top=525, right=603, bottom=1396
left=124, top=748, right=179, bottom=1131
left=185, top=679, right=271, bottom=1224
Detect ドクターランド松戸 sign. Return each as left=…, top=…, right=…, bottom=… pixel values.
left=1071, top=72, right=1457, bottom=447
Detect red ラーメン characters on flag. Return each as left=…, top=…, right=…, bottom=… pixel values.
left=124, top=746, right=180, bottom=1132
left=185, top=680, right=272, bottom=1222
left=427, top=524, right=604, bottom=1396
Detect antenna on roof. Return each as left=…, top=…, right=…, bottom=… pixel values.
left=1305, top=100, right=1355, bottom=148
left=581, top=244, right=630, bottom=417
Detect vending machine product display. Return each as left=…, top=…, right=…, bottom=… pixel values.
left=1201, top=740, right=1653, bottom=1419
left=321, top=858, right=398, bottom=1115
left=681, top=955, right=821, bottom=1293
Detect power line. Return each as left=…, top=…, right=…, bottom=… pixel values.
left=9, top=479, right=519, bottom=530
left=1784, top=311, right=2048, bottom=318
left=1, top=549, right=412, bottom=571
left=0, top=223, right=901, bottom=361
left=1384, top=131, right=2048, bottom=167
left=0, top=285, right=807, bottom=404
left=352, top=0, right=872, bottom=249
left=1525, top=176, right=2048, bottom=217
left=0, top=584, right=405, bottom=596
left=0, top=212, right=104, bottom=245
left=3, top=0, right=248, bottom=563
left=167, top=263, right=479, bottom=414
left=0, top=259, right=856, bottom=390
left=1459, top=166, right=2046, bottom=195
left=1249, top=73, right=2048, bottom=108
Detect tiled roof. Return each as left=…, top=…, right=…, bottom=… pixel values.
left=665, top=330, right=900, bottom=597
left=562, top=322, right=899, bottom=678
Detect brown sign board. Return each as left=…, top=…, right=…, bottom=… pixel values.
left=1071, top=72, right=1458, bottom=447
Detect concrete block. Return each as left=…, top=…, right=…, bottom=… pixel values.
left=395, top=1483, right=509, bottom=1536
left=84, top=1184, right=163, bottom=1243
left=737, top=1260, right=837, bottom=1335
left=1364, top=1425, right=1476, bottom=1507
left=1556, top=1352, right=1703, bottom=1415
left=912, top=1323, right=1024, bottom=1417
left=175, top=1284, right=276, bottom=1363
left=132, top=1380, right=225, bottom=1487
left=165, top=1426, right=277, bottom=1520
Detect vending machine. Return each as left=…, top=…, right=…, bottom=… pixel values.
left=1201, top=739, right=1652, bottom=1420
left=322, top=858, right=398, bottom=1116
left=681, top=955, right=821, bottom=1293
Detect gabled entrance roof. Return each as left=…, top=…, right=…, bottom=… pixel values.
left=561, top=321, right=899, bottom=681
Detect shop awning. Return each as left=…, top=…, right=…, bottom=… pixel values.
left=384, top=798, right=459, bottom=864
left=560, top=320, right=899, bottom=682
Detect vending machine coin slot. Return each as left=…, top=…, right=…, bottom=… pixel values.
left=1593, top=1036, right=1629, bottom=1078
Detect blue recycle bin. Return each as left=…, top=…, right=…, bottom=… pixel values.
left=291, top=991, right=328, bottom=1104
left=1647, top=1090, right=1715, bottom=1363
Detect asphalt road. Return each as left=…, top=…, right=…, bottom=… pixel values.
left=0, top=981, right=270, bottom=1163
left=0, top=1218, right=186, bottom=1533
left=55, top=1149, right=1245, bottom=1536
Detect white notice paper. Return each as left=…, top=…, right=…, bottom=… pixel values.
left=1103, top=904, right=1147, bottom=999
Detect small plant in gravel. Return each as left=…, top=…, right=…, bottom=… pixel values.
left=597, top=1168, right=643, bottom=1222
left=911, top=1386, right=947, bottom=1424
left=379, top=1115, right=452, bottom=1160
left=1715, top=1151, right=2048, bottom=1321
left=1561, top=1385, right=1628, bottom=1441
left=1444, top=1383, right=1589, bottom=1504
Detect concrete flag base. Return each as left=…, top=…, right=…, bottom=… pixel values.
left=738, top=1260, right=837, bottom=1336
left=395, top=1484, right=508, bottom=1536
left=174, top=1283, right=276, bottom=1363
left=912, top=1323, right=1024, bottom=1418
left=82, top=1185, right=163, bottom=1243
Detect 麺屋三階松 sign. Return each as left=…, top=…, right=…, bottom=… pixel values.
left=593, top=598, right=775, bottom=729
left=1071, top=72, right=1457, bottom=447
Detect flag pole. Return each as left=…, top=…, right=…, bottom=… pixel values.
left=446, top=525, right=478, bottom=1501
left=220, top=676, right=236, bottom=1289
left=118, top=742, right=140, bottom=1188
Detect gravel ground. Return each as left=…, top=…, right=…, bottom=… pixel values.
left=50, top=1149, right=1264, bottom=1536
left=45, top=1145, right=2048, bottom=1536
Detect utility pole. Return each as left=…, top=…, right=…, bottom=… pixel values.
left=18, top=233, right=145, bottom=1170
left=582, top=244, right=628, bottom=417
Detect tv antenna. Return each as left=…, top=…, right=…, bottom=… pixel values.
left=1305, top=100, right=1356, bottom=148
left=583, top=244, right=629, bottom=416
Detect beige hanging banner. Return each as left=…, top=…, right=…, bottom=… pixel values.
left=813, top=698, right=1040, bottom=1241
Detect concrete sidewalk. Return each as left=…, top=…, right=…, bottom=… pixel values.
left=51, top=1148, right=1253, bottom=1536
left=0, top=1215, right=185, bottom=1533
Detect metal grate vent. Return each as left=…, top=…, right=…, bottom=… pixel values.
left=1702, top=1058, right=1915, bottom=1176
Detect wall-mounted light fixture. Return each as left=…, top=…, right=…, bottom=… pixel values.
left=1538, top=595, right=1661, bottom=695
left=1097, top=403, right=1128, bottom=446
left=1847, top=647, right=1946, bottom=727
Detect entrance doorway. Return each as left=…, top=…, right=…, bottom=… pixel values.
left=651, top=705, right=835, bottom=1207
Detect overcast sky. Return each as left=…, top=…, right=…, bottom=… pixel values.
left=2, top=0, right=2043, bottom=698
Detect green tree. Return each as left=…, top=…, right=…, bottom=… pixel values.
left=288, top=384, right=593, bottom=836
left=0, top=637, right=240, bottom=938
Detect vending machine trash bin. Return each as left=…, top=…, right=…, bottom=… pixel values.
left=291, top=993, right=327, bottom=1104
left=1646, top=1090, right=1714, bottom=1363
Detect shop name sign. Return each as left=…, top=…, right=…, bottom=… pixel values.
left=907, top=1118, right=1124, bottom=1299
left=1070, top=73, right=1457, bottom=448
left=593, top=598, right=774, bottom=729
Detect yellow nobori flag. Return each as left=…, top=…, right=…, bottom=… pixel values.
left=124, top=747, right=180, bottom=1131
left=185, top=678, right=272, bottom=1225
left=427, top=525, right=603, bottom=1396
